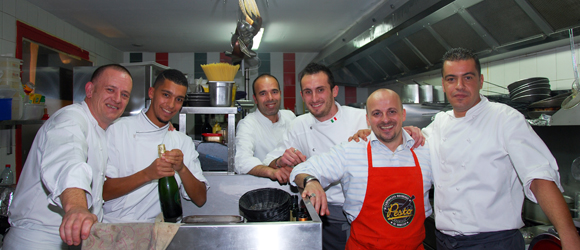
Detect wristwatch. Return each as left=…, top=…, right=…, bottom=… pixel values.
left=303, top=175, right=319, bottom=188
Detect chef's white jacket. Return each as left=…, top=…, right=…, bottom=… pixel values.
left=8, top=102, right=107, bottom=245
left=235, top=109, right=295, bottom=174
left=423, top=95, right=562, bottom=236
left=264, top=102, right=368, bottom=205
left=103, top=110, right=209, bottom=223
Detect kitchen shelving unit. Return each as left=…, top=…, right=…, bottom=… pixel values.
left=179, top=106, right=237, bottom=173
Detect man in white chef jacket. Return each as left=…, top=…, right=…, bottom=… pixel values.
left=262, top=63, right=368, bottom=250
left=102, top=69, right=208, bottom=223
left=5, top=64, right=133, bottom=249
left=234, top=74, right=296, bottom=183
left=425, top=48, right=580, bottom=249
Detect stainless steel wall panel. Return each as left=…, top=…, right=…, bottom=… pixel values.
left=469, top=0, right=543, bottom=45
left=431, top=13, right=490, bottom=52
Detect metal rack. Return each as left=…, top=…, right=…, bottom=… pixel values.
left=179, top=107, right=237, bottom=173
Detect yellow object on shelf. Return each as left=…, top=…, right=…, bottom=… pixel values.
left=212, top=122, right=222, bottom=134
left=200, top=63, right=240, bottom=81
left=29, top=93, right=42, bottom=104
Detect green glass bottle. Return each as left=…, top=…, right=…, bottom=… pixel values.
left=158, top=144, right=183, bottom=222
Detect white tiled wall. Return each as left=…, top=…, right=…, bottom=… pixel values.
left=1, top=0, right=124, bottom=168
left=412, top=43, right=580, bottom=95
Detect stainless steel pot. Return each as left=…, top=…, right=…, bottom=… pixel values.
left=209, top=81, right=234, bottom=107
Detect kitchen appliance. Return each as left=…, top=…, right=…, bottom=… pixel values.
left=73, top=62, right=169, bottom=116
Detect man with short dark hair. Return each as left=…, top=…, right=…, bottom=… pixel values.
left=427, top=48, right=580, bottom=249
left=5, top=64, right=133, bottom=249
left=264, top=62, right=369, bottom=250
left=234, top=74, right=296, bottom=183
left=102, top=69, right=208, bottom=223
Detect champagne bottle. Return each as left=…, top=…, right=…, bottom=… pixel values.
left=157, top=144, right=183, bottom=222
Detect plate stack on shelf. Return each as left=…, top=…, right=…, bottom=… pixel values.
left=508, top=77, right=551, bottom=103
left=185, top=92, right=211, bottom=107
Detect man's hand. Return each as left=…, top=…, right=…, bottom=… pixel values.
left=302, top=180, right=330, bottom=216
left=162, top=149, right=186, bottom=172
left=60, top=205, right=97, bottom=246
left=269, top=166, right=293, bottom=184
left=59, top=188, right=97, bottom=246
left=277, top=147, right=307, bottom=167
left=403, top=126, right=425, bottom=148
left=348, top=129, right=371, bottom=142
left=143, top=158, right=175, bottom=181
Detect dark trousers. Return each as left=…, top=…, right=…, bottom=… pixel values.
left=435, top=229, right=524, bottom=250
left=321, top=204, right=349, bottom=250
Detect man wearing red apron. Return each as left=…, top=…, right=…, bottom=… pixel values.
left=291, top=89, right=432, bottom=249
left=346, top=143, right=425, bottom=249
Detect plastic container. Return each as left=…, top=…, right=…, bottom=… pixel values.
left=22, top=103, right=45, bottom=120
left=0, top=57, right=22, bottom=68
left=0, top=165, right=14, bottom=186
left=0, top=98, right=11, bottom=121
left=11, top=94, right=23, bottom=120
left=0, top=67, right=21, bottom=81
left=0, top=79, right=22, bottom=89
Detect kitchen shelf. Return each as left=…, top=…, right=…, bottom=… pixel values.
left=179, top=107, right=237, bottom=173
left=0, top=120, right=45, bottom=127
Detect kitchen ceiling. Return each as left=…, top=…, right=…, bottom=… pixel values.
left=25, top=0, right=400, bottom=53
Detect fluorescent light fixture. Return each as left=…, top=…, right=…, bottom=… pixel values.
left=253, top=28, right=264, bottom=49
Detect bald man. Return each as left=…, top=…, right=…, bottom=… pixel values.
left=291, top=89, right=433, bottom=249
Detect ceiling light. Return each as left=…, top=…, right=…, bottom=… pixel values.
left=253, top=28, right=264, bottom=50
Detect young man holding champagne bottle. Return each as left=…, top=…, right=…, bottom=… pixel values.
left=102, top=69, right=208, bottom=223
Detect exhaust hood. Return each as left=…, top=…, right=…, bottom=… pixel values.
left=314, top=0, right=580, bottom=87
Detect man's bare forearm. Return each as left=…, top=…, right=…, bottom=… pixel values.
left=177, top=166, right=207, bottom=207
left=103, top=171, right=150, bottom=201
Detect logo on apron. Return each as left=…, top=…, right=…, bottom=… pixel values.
left=383, top=193, right=416, bottom=228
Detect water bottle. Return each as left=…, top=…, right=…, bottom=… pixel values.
left=0, top=165, right=14, bottom=185
left=157, top=144, right=182, bottom=222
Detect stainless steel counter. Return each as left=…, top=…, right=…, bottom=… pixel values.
left=175, top=173, right=322, bottom=249
left=167, top=221, right=322, bottom=249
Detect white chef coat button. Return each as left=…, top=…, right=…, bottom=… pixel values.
left=437, top=185, right=442, bottom=188
left=310, top=126, right=312, bottom=130
left=467, top=138, right=471, bottom=143
left=439, top=209, right=442, bottom=212
left=312, top=148, right=315, bottom=152
left=453, top=212, right=456, bottom=215
left=440, top=160, right=445, bottom=164
left=442, top=138, right=446, bottom=142
left=456, top=187, right=459, bottom=191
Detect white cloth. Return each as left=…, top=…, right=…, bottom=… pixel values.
left=290, top=130, right=433, bottom=223
left=7, top=102, right=107, bottom=247
left=423, top=95, right=562, bottom=236
left=103, top=110, right=209, bottom=223
left=264, top=102, right=368, bottom=205
left=234, top=109, right=296, bottom=174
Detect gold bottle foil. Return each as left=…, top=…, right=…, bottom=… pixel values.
left=158, top=144, right=166, bottom=158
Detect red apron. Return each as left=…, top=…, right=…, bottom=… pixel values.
left=346, top=142, right=426, bottom=250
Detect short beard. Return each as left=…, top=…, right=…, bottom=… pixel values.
left=156, top=115, right=170, bottom=125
